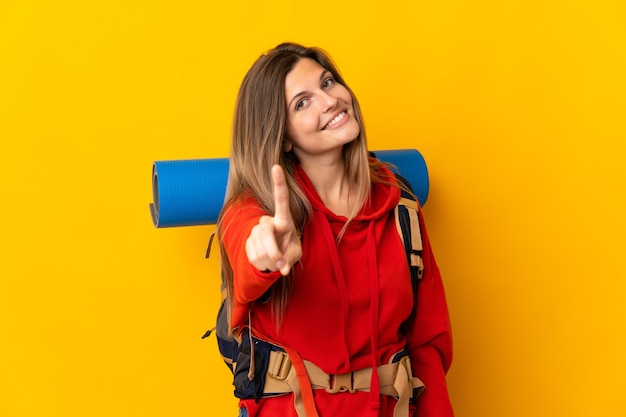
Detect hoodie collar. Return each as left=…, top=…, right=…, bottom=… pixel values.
left=294, top=164, right=400, bottom=221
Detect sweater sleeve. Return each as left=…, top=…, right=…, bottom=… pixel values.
left=221, top=198, right=283, bottom=329
left=404, top=208, right=454, bottom=417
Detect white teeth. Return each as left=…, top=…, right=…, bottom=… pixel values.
left=325, top=111, right=346, bottom=129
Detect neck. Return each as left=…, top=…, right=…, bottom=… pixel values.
left=299, top=157, right=354, bottom=217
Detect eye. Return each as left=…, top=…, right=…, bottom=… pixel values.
left=295, top=98, right=309, bottom=111
left=322, top=77, right=335, bottom=89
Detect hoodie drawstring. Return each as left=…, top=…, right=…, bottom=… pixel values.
left=367, top=222, right=381, bottom=412
left=317, top=212, right=352, bottom=364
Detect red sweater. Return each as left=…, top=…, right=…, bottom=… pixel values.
left=221, top=164, right=454, bottom=417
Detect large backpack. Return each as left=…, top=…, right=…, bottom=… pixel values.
left=202, top=173, right=424, bottom=400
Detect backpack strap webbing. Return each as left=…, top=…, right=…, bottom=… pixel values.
left=281, top=344, right=321, bottom=417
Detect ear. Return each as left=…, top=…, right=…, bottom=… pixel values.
left=283, top=140, right=293, bottom=152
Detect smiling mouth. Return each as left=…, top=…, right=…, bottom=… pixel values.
left=323, top=111, right=347, bottom=130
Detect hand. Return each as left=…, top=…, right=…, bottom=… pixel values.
left=245, top=165, right=302, bottom=276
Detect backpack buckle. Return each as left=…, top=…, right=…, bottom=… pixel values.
left=326, top=372, right=356, bottom=394
left=267, top=351, right=292, bottom=381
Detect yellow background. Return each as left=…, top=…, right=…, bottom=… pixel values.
left=1, top=1, right=625, bottom=416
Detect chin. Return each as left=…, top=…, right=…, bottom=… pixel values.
left=344, top=125, right=361, bottom=142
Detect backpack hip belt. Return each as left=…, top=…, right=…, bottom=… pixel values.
left=263, top=350, right=425, bottom=417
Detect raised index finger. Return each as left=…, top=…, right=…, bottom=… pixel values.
left=271, top=164, right=292, bottom=229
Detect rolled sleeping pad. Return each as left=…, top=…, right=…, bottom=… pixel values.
left=150, top=148, right=429, bottom=228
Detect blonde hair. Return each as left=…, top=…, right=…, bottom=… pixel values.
left=218, top=42, right=381, bottom=327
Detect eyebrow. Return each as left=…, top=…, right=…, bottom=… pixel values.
left=287, top=69, right=332, bottom=109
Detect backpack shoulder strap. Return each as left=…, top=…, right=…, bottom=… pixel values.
left=368, top=151, right=425, bottom=290
left=393, top=175, right=425, bottom=292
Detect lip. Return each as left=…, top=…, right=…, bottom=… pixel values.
left=322, top=109, right=349, bottom=130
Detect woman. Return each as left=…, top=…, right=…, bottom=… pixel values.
left=217, top=42, right=454, bottom=417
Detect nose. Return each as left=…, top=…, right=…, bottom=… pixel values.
left=319, top=90, right=338, bottom=113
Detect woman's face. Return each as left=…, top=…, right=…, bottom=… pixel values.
left=283, top=58, right=360, bottom=161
